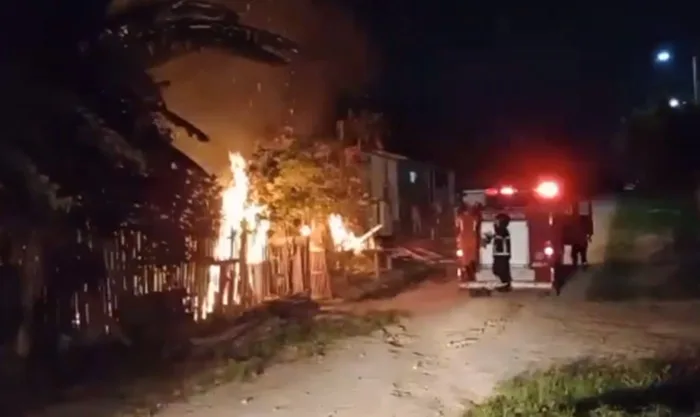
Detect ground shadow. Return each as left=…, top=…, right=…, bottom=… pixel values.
left=572, top=378, right=700, bottom=415
left=0, top=295, right=393, bottom=417
left=355, top=260, right=440, bottom=301
left=471, top=353, right=700, bottom=416
left=587, top=194, right=700, bottom=301
left=554, top=264, right=579, bottom=294
left=570, top=356, right=700, bottom=416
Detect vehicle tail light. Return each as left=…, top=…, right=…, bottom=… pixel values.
left=456, top=249, right=464, bottom=257
left=544, top=242, right=554, bottom=258
left=485, top=188, right=498, bottom=196
left=535, top=181, right=559, bottom=199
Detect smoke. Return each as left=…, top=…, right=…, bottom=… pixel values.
left=151, top=0, right=378, bottom=176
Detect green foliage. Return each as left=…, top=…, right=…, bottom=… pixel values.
left=466, top=356, right=693, bottom=417
left=0, top=0, right=297, bottom=263
left=249, top=133, right=369, bottom=236
left=616, top=104, right=700, bottom=189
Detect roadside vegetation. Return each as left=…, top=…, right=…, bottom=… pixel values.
left=605, top=197, right=691, bottom=257
left=587, top=194, right=700, bottom=300
left=465, top=353, right=700, bottom=417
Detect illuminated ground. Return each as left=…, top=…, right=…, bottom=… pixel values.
left=37, top=198, right=700, bottom=417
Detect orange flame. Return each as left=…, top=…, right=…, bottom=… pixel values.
left=203, top=152, right=268, bottom=318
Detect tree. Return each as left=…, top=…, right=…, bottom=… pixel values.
left=248, top=131, right=369, bottom=298
left=0, top=0, right=298, bottom=358
left=615, top=103, right=700, bottom=191
left=249, top=131, right=368, bottom=238
left=2, top=0, right=298, bottom=220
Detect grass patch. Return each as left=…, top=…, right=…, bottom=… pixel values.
left=612, top=197, right=686, bottom=233
left=589, top=195, right=698, bottom=300
left=465, top=354, right=700, bottom=417
left=604, top=197, right=690, bottom=260
left=67, top=309, right=405, bottom=416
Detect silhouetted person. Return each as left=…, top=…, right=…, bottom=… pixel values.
left=411, top=204, right=422, bottom=235
left=432, top=200, right=443, bottom=237
left=571, top=201, right=593, bottom=268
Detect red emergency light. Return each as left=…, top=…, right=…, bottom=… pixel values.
left=535, top=181, right=559, bottom=199
left=499, top=186, right=516, bottom=195
left=485, top=186, right=516, bottom=196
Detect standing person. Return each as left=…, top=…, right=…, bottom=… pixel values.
left=571, top=201, right=593, bottom=269
left=432, top=200, right=443, bottom=238
left=484, top=213, right=512, bottom=292
left=456, top=203, right=479, bottom=283
left=411, top=204, right=422, bottom=236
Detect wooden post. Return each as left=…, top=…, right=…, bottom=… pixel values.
left=291, top=241, right=305, bottom=293
left=373, top=250, right=380, bottom=279
left=304, top=236, right=311, bottom=288
left=239, top=221, right=249, bottom=306
left=310, top=246, right=332, bottom=299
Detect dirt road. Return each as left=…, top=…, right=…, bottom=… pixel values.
left=39, top=198, right=700, bottom=417
left=151, top=197, right=700, bottom=417
left=145, top=278, right=700, bottom=417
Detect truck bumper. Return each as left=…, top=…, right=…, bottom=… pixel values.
left=458, top=267, right=553, bottom=290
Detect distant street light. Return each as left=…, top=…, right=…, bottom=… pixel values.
left=654, top=49, right=698, bottom=104
left=669, top=97, right=680, bottom=107
left=656, top=50, right=671, bottom=62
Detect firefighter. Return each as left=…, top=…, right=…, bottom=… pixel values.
left=486, top=212, right=512, bottom=291
left=456, top=203, right=479, bottom=282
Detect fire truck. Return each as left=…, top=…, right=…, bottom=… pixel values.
left=456, top=178, right=592, bottom=293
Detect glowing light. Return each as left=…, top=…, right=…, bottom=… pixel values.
left=204, top=152, right=268, bottom=318
left=535, top=181, right=559, bottom=199
left=656, top=50, right=671, bottom=62
left=544, top=246, right=554, bottom=256
left=456, top=249, right=464, bottom=257
left=499, top=186, right=516, bottom=195
left=300, top=225, right=312, bottom=237
left=669, top=97, right=680, bottom=107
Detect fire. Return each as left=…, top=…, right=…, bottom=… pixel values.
left=200, top=153, right=380, bottom=318
left=328, top=213, right=381, bottom=254
left=203, top=152, right=268, bottom=318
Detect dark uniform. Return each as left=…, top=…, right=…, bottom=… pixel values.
left=491, top=213, right=512, bottom=291
left=570, top=201, right=593, bottom=268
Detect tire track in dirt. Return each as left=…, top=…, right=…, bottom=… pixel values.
left=385, top=298, right=526, bottom=416
left=444, top=299, right=524, bottom=349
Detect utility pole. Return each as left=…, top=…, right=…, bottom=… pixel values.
left=692, top=55, right=698, bottom=104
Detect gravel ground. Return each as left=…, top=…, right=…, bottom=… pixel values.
left=37, top=198, right=700, bottom=417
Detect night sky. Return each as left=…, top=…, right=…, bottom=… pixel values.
left=344, top=2, right=700, bottom=177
